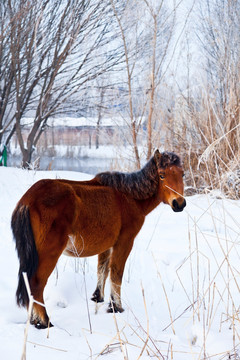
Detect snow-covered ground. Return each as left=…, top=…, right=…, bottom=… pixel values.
left=0, top=166, right=239, bottom=359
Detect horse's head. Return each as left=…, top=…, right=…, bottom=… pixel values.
left=154, top=150, right=186, bottom=212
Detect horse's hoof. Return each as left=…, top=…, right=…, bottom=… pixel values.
left=34, top=321, right=54, bottom=329
left=91, top=295, right=104, bottom=303
left=91, top=288, right=104, bottom=303
left=107, top=303, right=124, bottom=313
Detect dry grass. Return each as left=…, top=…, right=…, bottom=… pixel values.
left=164, top=86, right=240, bottom=199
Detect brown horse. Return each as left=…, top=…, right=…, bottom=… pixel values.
left=11, top=150, right=186, bottom=329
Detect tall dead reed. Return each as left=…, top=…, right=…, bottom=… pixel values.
left=165, top=87, right=240, bottom=198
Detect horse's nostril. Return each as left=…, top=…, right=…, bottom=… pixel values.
left=172, top=198, right=186, bottom=212
left=172, top=199, right=178, bottom=208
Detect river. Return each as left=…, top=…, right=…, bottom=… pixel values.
left=7, top=155, right=113, bottom=175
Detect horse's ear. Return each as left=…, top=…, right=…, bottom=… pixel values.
left=154, top=149, right=161, bottom=161
left=154, top=149, right=162, bottom=168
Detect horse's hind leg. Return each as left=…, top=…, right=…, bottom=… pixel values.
left=91, top=249, right=111, bottom=303
left=30, top=232, right=68, bottom=329
left=30, top=262, right=55, bottom=329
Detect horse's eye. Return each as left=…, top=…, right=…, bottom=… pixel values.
left=159, top=174, right=165, bottom=180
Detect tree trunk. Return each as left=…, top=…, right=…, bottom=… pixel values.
left=147, top=14, right=157, bottom=160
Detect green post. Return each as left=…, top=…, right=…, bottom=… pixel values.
left=0, top=146, right=7, bottom=167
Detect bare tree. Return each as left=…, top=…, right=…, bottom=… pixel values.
left=165, top=0, right=240, bottom=193
left=110, top=0, right=142, bottom=168
left=143, top=0, right=175, bottom=159
left=8, top=0, right=123, bottom=167
left=0, top=2, right=21, bottom=151
left=197, top=0, right=240, bottom=126
left=110, top=0, right=182, bottom=167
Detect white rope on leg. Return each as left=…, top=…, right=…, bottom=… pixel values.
left=21, top=272, right=47, bottom=360
left=21, top=273, right=34, bottom=360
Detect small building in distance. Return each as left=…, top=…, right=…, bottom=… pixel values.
left=14, top=116, right=128, bottom=153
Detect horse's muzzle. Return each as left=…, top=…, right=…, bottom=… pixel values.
left=172, top=198, right=186, bottom=212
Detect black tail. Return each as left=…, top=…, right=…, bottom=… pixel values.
left=11, top=204, right=38, bottom=307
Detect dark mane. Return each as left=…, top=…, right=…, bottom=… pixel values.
left=157, top=151, right=181, bottom=169
left=95, top=151, right=181, bottom=200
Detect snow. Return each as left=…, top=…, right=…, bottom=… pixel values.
left=0, top=166, right=239, bottom=359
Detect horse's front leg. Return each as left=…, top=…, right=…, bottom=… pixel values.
left=91, top=249, right=111, bottom=303
left=107, top=233, right=135, bottom=313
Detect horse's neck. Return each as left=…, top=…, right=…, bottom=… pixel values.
left=137, top=190, right=162, bottom=215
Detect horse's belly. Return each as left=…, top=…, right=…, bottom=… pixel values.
left=63, top=191, right=122, bottom=257
left=64, top=220, right=120, bottom=257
